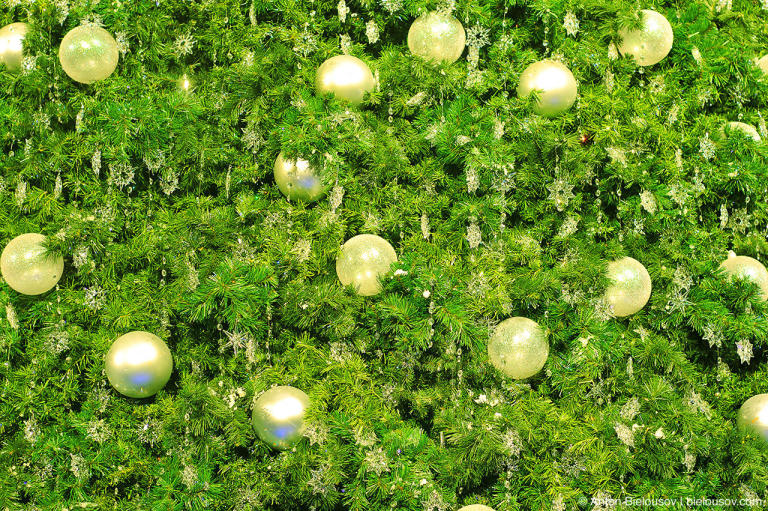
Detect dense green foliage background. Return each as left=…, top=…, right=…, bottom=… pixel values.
left=3, top=0, right=768, bottom=509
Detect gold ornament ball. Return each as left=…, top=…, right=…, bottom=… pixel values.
left=617, top=9, right=673, bottom=66
left=336, top=234, right=397, bottom=296
left=516, top=60, right=578, bottom=117
left=738, top=394, right=768, bottom=441
left=757, top=54, right=768, bottom=75
left=273, top=151, right=328, bottom=202
left=723, top=121, right=761, bottom=142
left=604, top=257, right=652, bottom=317
left=315, top=55, right=374, bottom=105
left=407, top=11, right=466, bottom=64
left=59, top=24, right=119, bottom=84
left=252, top=385, right=310, bottom=450
left=719, top=253, right=768, bottom=301
left=0, top=22, right=29, bottom=72
left=487, top=317, right=549, bottom=380
left=1, top=233, right=64, bottom=296
left=458, top=506, right=496, bottom=511
left=105, top=331, right=173, bottom=398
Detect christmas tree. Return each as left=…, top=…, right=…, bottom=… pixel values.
left=2, top=0, right=768, bottom=509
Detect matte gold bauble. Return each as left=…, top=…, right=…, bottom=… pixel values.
left=336, top=234, right=397, bottom=296
left=719, top=252, right=768, bottom=301
left=59, top=24, right=119, bottom=84
left=516, top=60, right=578, bottom=117
left=617, top=9, right=673, bottom=66
left=1, top=233, right=63, bottom=295
left=0, top=22, right=29, bottom=72
left=757, top=55, right=768, bottom=75
left=487, top=317, right=549, bottom=380
left=458, top=506, right=496, bottom=511
left=252, top=386, right=310, bottom=450
left=105, top=331, right=173, bottom=398
left=604, top=257, right=652, bottom=317
left=315, top=55, right=375, bottom=105
left=723, top=121, right=761, bottom=142
left=738, top=394, right=768, bottom=441
left=407, top=11, right=466, bottom=64
left=273, top=151, right=328, bottom=202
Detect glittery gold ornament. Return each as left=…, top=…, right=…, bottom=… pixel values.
left=336, top=234, right=397, bottom=296
left=59, top=24, right=119, bottom=84
left=0, top=22, right=29, bottom=72
left=719, top=252, right=768, bottom=301
left=604, top=257, right=652, bottom=317
left=1, top=233, right=63, bottom=296
left=516, top=60, right=578, bottom=117
left=407, top=11, right=466, bottom=64
left=105, top=331, right=173, bottom=398
left=738, top=394, right=768, bottom=441
left=617, top=9, right=673, bottom=66
left=723, top=121, right=761, bottom=142
left=315, top=55, right=375, bottom=104
left=273, top=151, right=328, bottom=202
left=487, top=317, right=549, bottom=380
left=458, top=506, right=496, bottom=511
left=252, top=385, right=310, bottom=450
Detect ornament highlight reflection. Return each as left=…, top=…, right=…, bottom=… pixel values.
left=179, top=73, right=193, bottom=92
left=112, top=342, right=159, bottom=366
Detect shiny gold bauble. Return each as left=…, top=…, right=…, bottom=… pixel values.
left=105, top=331, right=173, bottom=398
left=604, top=257, right=652, bottom=317
left=738, top=394, right=768, bottom=441
left=59, top=24, right=119, bottom=84
left=458, top=506, right=496, bottom=511
left=617, top=9, right=673, bottom=66
left=719, top=253, right=768, bottom=301
left=252, top=385, right=310, bottom=450
left=1, top=233, right=64, bottom=295
left=315, top=55, right=375, bottom=105
left=0, top=22, right=29, bottom=72
left=407, top=11, right=466, bottom=64
left=273, top=152, right=328, bottom=202
left=516, top=60, right=578, bottom=117
left=487, top=317, right=549, bottom=380
left=336, top=234, right=397, bottom=296
left=723, top=121, right=761, bottom=142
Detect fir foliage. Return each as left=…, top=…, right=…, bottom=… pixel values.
left=2, top=0, right=768, bottom=509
